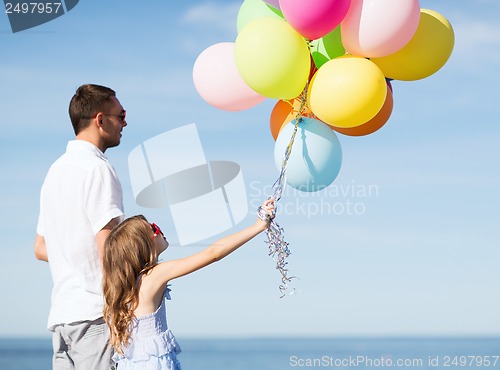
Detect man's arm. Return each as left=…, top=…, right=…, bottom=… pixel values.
left=95, top=216, right=121, bottom=262
left=34, top=234, right=48, bottom=262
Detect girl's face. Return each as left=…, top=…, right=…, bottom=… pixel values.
left=151, top=222, right=169, bottom=254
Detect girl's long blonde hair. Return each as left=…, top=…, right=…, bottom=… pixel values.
left=102, top=215, right=159, bottom=353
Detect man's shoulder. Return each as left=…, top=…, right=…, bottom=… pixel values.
left=54, top=141, right=109, bottom=169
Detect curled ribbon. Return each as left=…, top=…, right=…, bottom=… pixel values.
left=257, top=84, right=309, bottom=297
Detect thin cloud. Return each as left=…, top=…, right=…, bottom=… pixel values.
left=455, top=18, right=500, bottom=48
left=448, top=15, right=500, bottom=69
left=181, top=2, right=240, bottom=33
left=178, top=2, right=241, bottom=55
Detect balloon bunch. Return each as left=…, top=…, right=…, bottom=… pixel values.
left=193, top=0, right=455, bottom=190
left=192, top=0, right=454, bottom=295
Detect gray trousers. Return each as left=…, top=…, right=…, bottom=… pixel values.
left=52, top=317, right=114, bottom=370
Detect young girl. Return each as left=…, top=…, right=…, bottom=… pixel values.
left=102, top=199, right=274, bottom=370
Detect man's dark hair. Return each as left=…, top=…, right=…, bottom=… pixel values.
left=69, top=84, right=116, bottom=135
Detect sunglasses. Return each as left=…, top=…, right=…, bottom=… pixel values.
left=82, top=110, right=126, bottom=123
left=151, top=223, right=163, bottom=239
left=102, top=110, right=126, bottom=123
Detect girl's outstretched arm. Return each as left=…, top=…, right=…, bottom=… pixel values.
left=143, top=199, right=274, bottom=296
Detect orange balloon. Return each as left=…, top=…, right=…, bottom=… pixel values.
left=269, top=98, right=314, bottom=140
left=331, top=84, right=394, bottom=136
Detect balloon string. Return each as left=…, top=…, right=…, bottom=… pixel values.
left=258, top=82, right=309, bottom=298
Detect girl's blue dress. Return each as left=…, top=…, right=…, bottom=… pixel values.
left=113, top=287, right=181, bottom=369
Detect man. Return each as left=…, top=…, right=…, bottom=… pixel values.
left=34, top=84, right=127, bottom=370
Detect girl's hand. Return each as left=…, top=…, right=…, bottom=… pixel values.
left=256, top=198, right=275, bottom=231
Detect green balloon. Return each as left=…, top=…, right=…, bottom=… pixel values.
left=237, top=0, right=284, bottom=33
left=235, top=18, right=310, bottom=100
left=309, top=27, right=345, bottom=69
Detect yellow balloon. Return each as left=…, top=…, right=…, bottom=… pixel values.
left=372, top=9, right=455, bottom=81
left=235, top=18, right=310, bottom=99
left=308, top=56, right=387, bottom=128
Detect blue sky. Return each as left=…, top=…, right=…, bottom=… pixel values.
left=1, top=0, right=499, bottom=339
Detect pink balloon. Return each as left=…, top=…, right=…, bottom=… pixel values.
left=341, top=0, right=420, bottom=58
left=193, top=42, right=266, bottom=111
left=263, top=0, right=280, bottom=9
left=279, top=0, right=351, bottom=40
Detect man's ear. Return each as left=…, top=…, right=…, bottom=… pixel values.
left=95, top=112, right=104, bottom=127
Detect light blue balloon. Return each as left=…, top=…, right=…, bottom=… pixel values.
left=274, top=118, right=342, bottom=192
